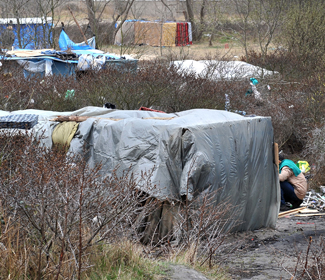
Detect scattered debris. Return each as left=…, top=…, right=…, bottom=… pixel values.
left=301, top=190, right=325, bottom=210
left=279, top=190, right=325, bottom=218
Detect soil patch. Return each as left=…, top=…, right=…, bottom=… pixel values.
left=221, top=214, right=325, bottom=279
left=159, top=213, right=325, bottom=280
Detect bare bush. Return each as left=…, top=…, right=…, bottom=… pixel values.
left=174, top=192, right=237, bottom=269
left=278, top=236, right=325, bottom=280
left=137, top=186, right=239, bottom=271
left=0, top=59, right=226, bottom=113
left=0, top=132, right=155, bottom=279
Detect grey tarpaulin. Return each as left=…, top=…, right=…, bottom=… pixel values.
left=0, top=107, right=280, bottom=231
left=67, top=108, right=280, bottom=232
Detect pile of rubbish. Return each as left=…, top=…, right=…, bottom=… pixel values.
left=301, top=190, right=325, bottom=211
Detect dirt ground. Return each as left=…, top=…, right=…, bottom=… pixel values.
left=106, top=41, right=251, bottom=62
left=159, top=210, right=325, bottom=280
left=220, top=212, right=325, bottom=280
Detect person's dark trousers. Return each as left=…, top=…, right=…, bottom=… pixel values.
left=280, top=181, right=303, bottom=208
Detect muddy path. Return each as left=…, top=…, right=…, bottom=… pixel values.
left=222, top=214, right=325, bottom=279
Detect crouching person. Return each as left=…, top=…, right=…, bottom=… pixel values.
left=279, top=154, right=307, bottom=211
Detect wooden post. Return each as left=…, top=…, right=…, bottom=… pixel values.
left=68, top=6, right=88, bottom=45
left=274, top=142, right=279, bottom=171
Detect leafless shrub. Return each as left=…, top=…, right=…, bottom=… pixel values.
left=242, top=49, right=325, bottom=81
left=303, top=125, right=325, bottom=187
left=278, top=236, right=325, bottom=280
left=175, top=192, right=238, bottom=269
left=0, top=132, right=156, bottom=279
left=136, top=191, right=238, bottom=272
left=0, top=58, right=226, bottom=113
left=2, top=51, right=325, bottom=181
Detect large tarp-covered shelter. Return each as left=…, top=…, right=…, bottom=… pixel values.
left=0, top=107, right=280, bottom=235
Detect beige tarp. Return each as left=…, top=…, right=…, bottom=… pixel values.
left=161, top=22, right=176, bottom=47
left=135, top=22, right=160, bottom=46
left=134, top=22, right=176, bottom=46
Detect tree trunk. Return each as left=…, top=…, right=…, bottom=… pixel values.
left=198, top=0, right=206, bottom=41
left=110, top=0, right=136, bottom=45
left=85, top=0, right=98, bottom=38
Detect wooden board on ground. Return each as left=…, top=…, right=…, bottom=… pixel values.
left=278, top=207, right=306, bottom=218
left=298, top=208, right=319, bottom=214
left=295, top=213, right=325, bottom=217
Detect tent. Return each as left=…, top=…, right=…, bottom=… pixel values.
left=0, top=106, right=280, bottom=236
left=115, top=20, right=192, bottom=47
left=0, top=17, right=52, bottom=50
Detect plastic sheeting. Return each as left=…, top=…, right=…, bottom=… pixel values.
left=59, top=30, right=94, bottom=51
left=0, top=18, right=53, bottom=49
left=71, top=109, right=279, bottom=231
left=171, top=60, right=279, bottom=81
left=77, top=54, right=105, bottom=71
left=17, top=59, right=53, bottom=76
left=75, top=36, right=96, bottom=50
left=115, top=21, right=135, bottom=45
left=0, top=107, right=279, bottom=231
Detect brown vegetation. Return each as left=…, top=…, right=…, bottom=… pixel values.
left=2, top=0, right=325, bottom=278
left=0, top=130, right=238, bottom=279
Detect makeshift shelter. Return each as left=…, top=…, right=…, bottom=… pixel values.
left=0, top=17, right=52, bottom=50
left=0, top=107, right=280, bottom=237
left=115, top=20, right=192, bottom=46
left=171, top=60, right=279, bottom=81
left=0, top=30, right=138, bottom=78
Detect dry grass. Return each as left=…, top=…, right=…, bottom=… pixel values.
left=86, top=240, right=164, bottom=280
left=103, top=38, right=260, bottom=61
left=0, top=220, right=164, bottom=280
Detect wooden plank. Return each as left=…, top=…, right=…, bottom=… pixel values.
left=68, top=6, right=88, bottom=45
left=50, top=116, right=175, bottom=122
left=278, top=207, right=307, bottom=218
left=6, top=49, right=54, bottom=57
left=50, top=116, right=122, bottom=122
left=298, top=208, right=319, bottom=214
left=295, top=213, right=325, bottom=217
left=274, top=142, right=279, bottom=171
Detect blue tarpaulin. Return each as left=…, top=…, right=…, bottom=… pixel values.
left=1, top=29, right=138, bottom=77
left=59, top=30, right=93, bottom=51
left=0, top=18, right=52, bottom=49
